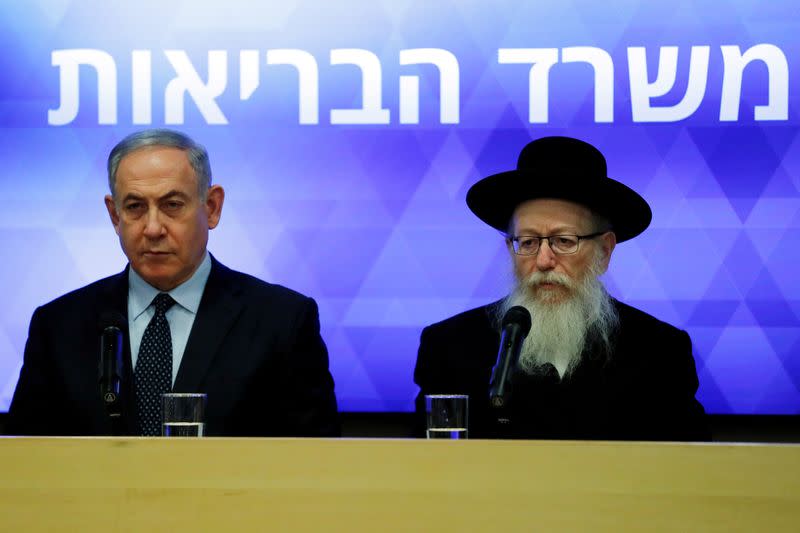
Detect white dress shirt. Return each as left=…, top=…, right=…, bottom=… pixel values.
left=127, top=252, right=212, bottom=385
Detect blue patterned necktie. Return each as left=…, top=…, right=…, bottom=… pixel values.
left=135, top=293, right=176, bottom=436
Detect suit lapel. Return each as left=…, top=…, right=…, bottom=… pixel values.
left=173, top=257, right=243, bottom=392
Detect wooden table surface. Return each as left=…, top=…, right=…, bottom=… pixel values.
left=1, top=437, right=798, bottom=532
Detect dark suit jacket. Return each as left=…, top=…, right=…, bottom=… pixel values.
left=414, top=300, right=709, bottom=441
left=7, top=256, right=339, bottom=437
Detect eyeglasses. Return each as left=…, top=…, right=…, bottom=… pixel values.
left=508, top=232, right=607, bottom=256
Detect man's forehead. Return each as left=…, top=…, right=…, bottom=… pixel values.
left=115, top=146, right=197, bottom=189
left=118, top=145, right=190, bottom=170
left=512, top=198, right=594, bottom=229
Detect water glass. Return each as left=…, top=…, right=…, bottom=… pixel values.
left=162, top=393, right=207, bottom=437
left=425, top=394, right=468, bottom=439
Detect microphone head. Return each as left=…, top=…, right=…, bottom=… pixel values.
left=501, top=306, right=532, bottom=336
left=98, top=311, right=126, bottom=332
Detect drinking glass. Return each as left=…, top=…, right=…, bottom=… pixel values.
left=425, top=394, right=468, bottom=439
left=162, top=393, right=207, bottom=437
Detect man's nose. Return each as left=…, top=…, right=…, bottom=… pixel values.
left=535, top=239, right=557, bottom=271
left=142, top=208, right=165, bottom=238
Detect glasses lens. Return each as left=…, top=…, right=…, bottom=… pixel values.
left=514, top=236, right=539, bottom=255
left=551, top=235, right=579, bottom=254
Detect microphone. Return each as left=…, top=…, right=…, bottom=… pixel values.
left=98, top=311, right=125, bottom=419
left=488, top=306, right=532, bottom=410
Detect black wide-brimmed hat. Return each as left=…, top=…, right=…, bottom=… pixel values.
left=466, top=136, right=652, bottom=242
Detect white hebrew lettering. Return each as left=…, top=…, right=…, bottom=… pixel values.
left=48, top=49, right=117, bottom=125
left=498, top=48, right=559, bottom=123
left=266, top=49, right=319, bottom=125
left=164, top=50, right=228, bottom=124
left=720, top=44, right=788, bottom=121
left=131, top=50, right=152, bottom=124
left=399, top=48, right=460, bottom=124
left=628, top=46, right=709, bottom=122
left=561, top=47, right=614, bottom=123
left=330, top=49, right=390, bottom=124
left=239, top=50, right=260, bottom=100
left=47, top=44, right=792, bottom=126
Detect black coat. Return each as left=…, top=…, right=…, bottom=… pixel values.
left=414, top=300, right=708, bottom=440
left=7, top=256, right=340, bottom=437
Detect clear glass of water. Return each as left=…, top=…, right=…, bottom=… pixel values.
left=162, top=393, right=207, bottom=437
left=425, top=394, right=468, bottom=439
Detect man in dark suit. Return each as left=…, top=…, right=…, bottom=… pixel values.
left=414, top=136, right=708, bottom=440
left=7, top=129, right=339, bottom=437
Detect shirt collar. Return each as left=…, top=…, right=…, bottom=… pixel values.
left=128, top=251, right=212, bottom=319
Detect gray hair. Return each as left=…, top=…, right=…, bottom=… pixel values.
left=107, top=129, right=212, bottom=199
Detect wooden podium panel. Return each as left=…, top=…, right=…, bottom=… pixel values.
left=1, top=437, right=798, bottom=532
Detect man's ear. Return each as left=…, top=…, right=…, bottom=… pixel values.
left=205, top=185, right=225, bottom=229
left=598, top=231, right=617, bottom=272
left=104, top=195, right=121, bottom=235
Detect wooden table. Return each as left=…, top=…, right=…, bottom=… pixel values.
left=1, top=437, right=798, bottom=531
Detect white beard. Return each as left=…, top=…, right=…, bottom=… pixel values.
left=495, top=255, right=619, bottom=379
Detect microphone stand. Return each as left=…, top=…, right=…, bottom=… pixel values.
left=99, top=323, right=125, bottom=436
left=104, top=395, right=123, bottom=436
left=488, top=306, right=532, bottom=438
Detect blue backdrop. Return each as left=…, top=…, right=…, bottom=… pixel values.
left=1, top=0, right=798, bottom=413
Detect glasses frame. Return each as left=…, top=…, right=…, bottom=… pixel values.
left=508, top=231, right=608, bottom=256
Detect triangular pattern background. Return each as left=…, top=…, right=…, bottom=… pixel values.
left=0, top=0, right=798, bottom=413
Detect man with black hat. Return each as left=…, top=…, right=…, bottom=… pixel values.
left=413, top=136, right=708, bottom=440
